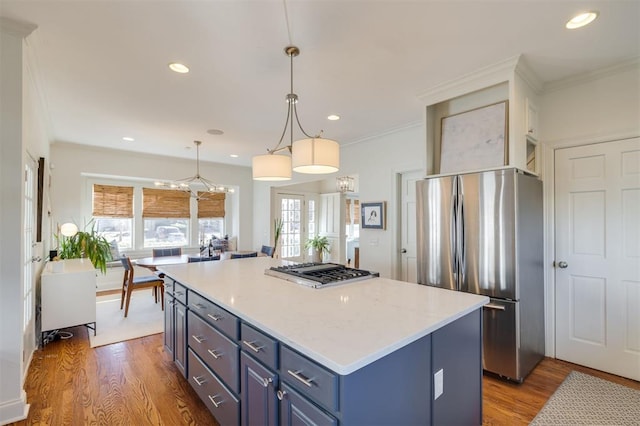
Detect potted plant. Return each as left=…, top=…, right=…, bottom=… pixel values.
left=272, top=218, right=283, bottom=258
left=305, top=235, right=330, bottom=263
left=56, top=221, right=112, bottom=274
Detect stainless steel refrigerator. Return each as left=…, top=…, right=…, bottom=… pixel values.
left=416, top=168, right=544, bottom=382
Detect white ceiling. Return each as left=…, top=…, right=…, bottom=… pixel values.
left=2, top=1, right=639, bottom=167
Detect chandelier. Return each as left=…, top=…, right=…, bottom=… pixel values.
left=252, top=46, right=339, bottom=181
left=155, top=140, right=234, bottom=200
left=336, top=176, right=354, bottom=193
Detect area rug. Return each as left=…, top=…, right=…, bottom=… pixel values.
left=89, top=292, right=164, bottom=348
left=530, top=370, right=640, bottom=425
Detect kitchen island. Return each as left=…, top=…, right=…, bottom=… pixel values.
left=159, top=257, right=488, bottom=425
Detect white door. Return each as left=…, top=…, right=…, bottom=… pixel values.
left=23, top=158, right=37, bottom=351
left=400, top=171, right=423, bottom=283
left=555, top=138, right=640, bottom=380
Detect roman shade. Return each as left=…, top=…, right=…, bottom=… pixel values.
left=142, top=188, right=190, bottom=218
left=197, top=192, right=226, bottom=218
left=92, top=184, right=133, bottom=218
left=346, top=199, right=360, bottom=225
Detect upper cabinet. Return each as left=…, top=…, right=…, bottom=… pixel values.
left=418, top=55, right=542, bottom=177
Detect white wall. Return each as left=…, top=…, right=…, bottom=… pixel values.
left=0, top=17, right=38, bottom=425
left=49, top=142, right=254, bottom=254
left=538, top=60, right=640, bottom=357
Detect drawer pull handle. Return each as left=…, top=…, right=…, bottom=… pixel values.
left=287, top=370, right=314, bottom=387
left=192, top=375, right=207, bottom=386
left=191, top=303, right=205, bottom=310
left=207, top=349, right=221, bottom=360
left=207, top=313, right=222, bottom=321
left=262, top=377, right=273, bottom=388
left=208, top=394, right=223, bottom=408
left=242, top=340, right=263, bottom=353
left=175, top=291, right=184, bottom=296
left=484, top=303, right=506, bottom=311
left=276, top=389, right=287, bottom=401
left=192, top=335, right=206, bottom=344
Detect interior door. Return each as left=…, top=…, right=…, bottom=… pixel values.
left=555, top=138, right=640, bottom=381
left=400, top=171, right=422, bottom=283
left=276, top=194, right=305, bottom=262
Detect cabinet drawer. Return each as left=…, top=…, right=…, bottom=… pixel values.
left=188, top=349, right=239, bottom=426
left=188, top=311, right=239, bottom=393
left=280, top=346, right=338, bottom=411
left=163, top=277, right=175, bottom=296
left=279, top=382, right=337, bottom=426
left=173, top=282, right=187, bottom=305
left=240, top=323, right=278, bottom=370
left=189, top=291, right=239, bottom=340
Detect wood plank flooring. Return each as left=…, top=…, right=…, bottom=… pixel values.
left=12, top=326, right=640, bottom=425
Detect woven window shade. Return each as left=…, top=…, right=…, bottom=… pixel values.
left=197, top=192, right=226, bottom=218
left=92, top=184, right=133, bottom=217
left=354, top=200, right=360, bottom=225
left=142, top=188, right=190, bottom=218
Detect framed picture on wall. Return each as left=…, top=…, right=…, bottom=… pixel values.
left=361, top=202, right=386, bottom=229
left=439, top=100, right=508, bottom=173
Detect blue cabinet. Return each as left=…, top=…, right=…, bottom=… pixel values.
left=240, top=352, right=278, bottom=426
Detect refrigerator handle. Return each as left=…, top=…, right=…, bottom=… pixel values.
left=458, top=192, right=465, bottom=281
left=450, top=180, right=458, bottom=277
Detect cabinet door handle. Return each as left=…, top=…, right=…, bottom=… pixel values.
left=287, top=370, right=314, bottom=387
left=242, top=340, right=263, bottom=353
left=191, top=303, right=205, bottom=310
left=192, top=375, right=207, bottom=386
left=262, top=377, right=273, bottom=388
left=208, top=394, right=223, bottom=408
left=207, top=313, right=222, bottom=321
left=276, top=389, right=288, bottom=401
left=207, top=349, right=221, bottom=359
left=192, top=335, right=206, bottom=344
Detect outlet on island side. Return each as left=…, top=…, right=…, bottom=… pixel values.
left=434, top=368, right=444, bottom=400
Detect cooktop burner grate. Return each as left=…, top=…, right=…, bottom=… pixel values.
left=265, top=263, right=379, bottom=288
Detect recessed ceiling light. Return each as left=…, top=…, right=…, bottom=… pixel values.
left=230, top=154, right=239, bottom=158
left=327, top=114, right=340, bottom=121
left=122, top=136, right=134, bottom=142
left=168, top=62, right=190, bottom=73
left=207, top=129, right=224, bottom=135
left=566, top=11, right=599, bottom=29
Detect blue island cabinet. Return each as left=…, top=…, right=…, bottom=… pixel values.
left=163, top=276, right=483, bottom=425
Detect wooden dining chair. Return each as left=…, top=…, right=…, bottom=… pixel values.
left=119, top=256, right=164, bottom=317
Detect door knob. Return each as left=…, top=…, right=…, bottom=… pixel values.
left=557, top=261, right=568, bottom=269
left=401, top=248, right=407, bottom=253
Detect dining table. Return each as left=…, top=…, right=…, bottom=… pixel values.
left=134, top=255, right=191, bottom=271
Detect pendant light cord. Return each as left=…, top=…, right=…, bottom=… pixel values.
left=283, top=0, right=293, bottom=46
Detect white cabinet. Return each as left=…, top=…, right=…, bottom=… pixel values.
left=41, top=258, right=96, bottom=340
left=525, top=97, right=539, bottom=141
left=319, top=193, right=345, bottom=264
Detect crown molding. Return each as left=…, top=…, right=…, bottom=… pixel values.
left=543, top=58, right=640, bottom=93
left=417, top=55, right=520, bottom=106
left=0, top=17, right=37, bottom=38
left=514, top=56, right=543, bottom=94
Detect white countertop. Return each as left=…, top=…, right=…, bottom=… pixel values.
left=159, top=257, right=488, bottom=375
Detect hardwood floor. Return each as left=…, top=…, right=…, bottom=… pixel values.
left=12, top=327, right=640, bottom=425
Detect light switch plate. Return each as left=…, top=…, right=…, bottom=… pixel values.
left=434, top=368, right=443, bottom=400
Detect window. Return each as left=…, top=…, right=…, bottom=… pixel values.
left=197, top=192, right=226, bottom=245
left=279, top=196, right=303, bottom=260
left=93, top=184, right=134, bottom=251
left=142, top=188, right=190, bottom=248
left=346, top=199, right=360, bottom=239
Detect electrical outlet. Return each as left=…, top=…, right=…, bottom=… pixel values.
left=434, top=368, right=443, bottom=400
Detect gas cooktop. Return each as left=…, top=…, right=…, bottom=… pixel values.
left=265, top=262, right=379, bottom=288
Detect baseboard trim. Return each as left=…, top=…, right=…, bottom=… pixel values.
left=0, top=391, right=29, bottom=425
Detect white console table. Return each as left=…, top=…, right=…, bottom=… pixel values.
left=41, top=258, right=97, bottom=343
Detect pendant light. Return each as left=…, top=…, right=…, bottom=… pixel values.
left=252, top=46, right=339, bottom=181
